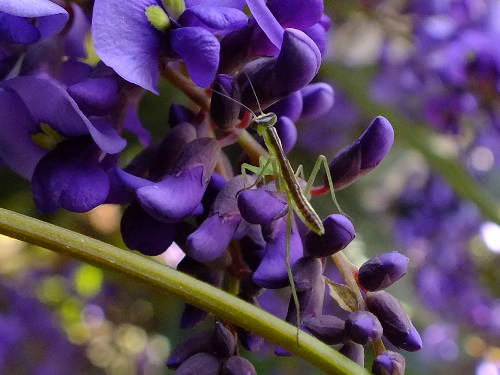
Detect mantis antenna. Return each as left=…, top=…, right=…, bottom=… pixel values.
left=243, top=72, right=264, bottom=115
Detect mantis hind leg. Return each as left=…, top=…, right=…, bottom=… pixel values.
left=285, top=205, right=301, bottom=344
left=304, top=155, right=343, bottom=214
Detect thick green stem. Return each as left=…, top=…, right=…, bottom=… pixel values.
left=0, top=208, right=369, bottom=375
left=324, top=63, right=500, bottom=225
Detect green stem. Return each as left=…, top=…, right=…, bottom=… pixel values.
left=0, top=207, right=369, bottom=375
left=325, top=63, right=500, bottom=225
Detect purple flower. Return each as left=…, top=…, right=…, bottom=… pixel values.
left=176, top=353, right=221, bottom=375
left=329, top=116, right=394, bottom=190
left=305, top=214, right=355, bottom=257
left=186, top=175, right=246, bottom=262
left=0, top=0, right=68, bottom=44
left=167, top=331, right=214, bottom=369
left=0, top=76, right=125, bottom=212
left=372, top=351, right=406, bottom=375
left=303, top=315, right=346, bottom=345
left=92, top=0, right=248, bottom=93
left=339, top=342, right=364, bottom=366
left=238, top=188, right=288, bottom=225
left=221, top=356, right=257, bottom=375
left=299, top=82, right=335, bottom=121
left=366, top=291, right=423, bottom=351
left=252, top=216, right=304, bottom=288
left=358, top=252, right=409, bottom=292
left=345, top=310, right=383, bottom=345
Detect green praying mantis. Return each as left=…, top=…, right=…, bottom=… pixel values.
left=214, top=80, right=343, bottom=342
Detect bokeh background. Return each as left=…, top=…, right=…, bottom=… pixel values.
left=1, top=0, right=500, bottom=374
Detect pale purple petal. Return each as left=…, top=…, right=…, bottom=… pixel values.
left=179, top=6, right=248, bottom=33
left=92, top=0, right=161, bottom=93
left=0, top=0, right=69, bottom=39
left=2, top=76, right=126, bottom=154
left=32, top=138, right=109, bottom=213
left=64, top=3, right=90, bottom=58
left=186, top=0, right=246, bottom=8
left=246, top=0, right=284, bottom=49
left=268, top=0, right=323, bottom=29
left=0, top=88, right=46, bottom=179
left=170, top=26, right=220, bottom=87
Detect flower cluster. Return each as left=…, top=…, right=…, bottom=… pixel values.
left=0, top=0, right=420, bottom=373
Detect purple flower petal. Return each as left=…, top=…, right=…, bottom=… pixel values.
left=32, top=138, right=109, bottom=213
left=268, top=91, right=303, bottom=122
left=186, top=213, right=241, bottom=262
left=2, top=76, right=126, bottom=154
left=268, top=0, right=323, bottom=29
left=176, top=353, right=221, bottom=375
left=345, top=311, right=383, bottom=345
left=304, top=22, right=328, bottom=57
left=0, top=88, right=46, bottom=179
left=186, top=0, right=246, bottom=8
left=358, top=251, right=409, bottom=292
left=329, top=116, right=394, bottom=190
left=67, top=76, right=119, bottom=115
left=238, top=188, right=288, bottom=225
left=276, top=116, right=297, bottom=154
left=120, top=201, right=178, bottom=255
left=0, top=0, right=69, bottom=40
left=179, top=6, right=248, bottom=33
left=221, top=356, right=256, bottom=375
left=170, top=26, right=220, bottom=87
left=253, top=217, right=303, bottom=289
left=305, top=214, right=355, bottom=257
left=300, top=82, right=334, bottom=121
left=239, top=28, right=321, bottom=111
left=246, top=0, right=284, bottom=49
left=137, top=166, right=205, bottom=222
left=64, top=4, right=90, bottom=58
left=0, top=12, right=40, bottom=44
left=92, top=0, right=161, bottom=93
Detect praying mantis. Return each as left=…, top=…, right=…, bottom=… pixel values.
left=214, top=80, right=343, bottom=342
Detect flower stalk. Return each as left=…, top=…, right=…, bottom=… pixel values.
left=0, top=207, right=369, bottom=375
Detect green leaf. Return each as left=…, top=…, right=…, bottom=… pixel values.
left=325, top=277, right=359, bottom=312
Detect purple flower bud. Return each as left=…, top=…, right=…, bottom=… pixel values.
left=186, top=175, right=247, bottom=262
left=167, top=331, right=213, bottom=369
left=213, top=322, right=236, bottom=358
left=345, top=311, right=383, bottom=345
left=302, top=315, right=346, bottom=345
left=366, top=291, right=422, bottom=352
left=238, top=28, right=321, bottom=112
left=358, top=252, right=409, bottom=292
left=238, top=188, right=288, bottom=225
left=268, top=91, right=303, bottom=121
left=372, top=351, right=406, bottom=375
left=221, top=356, right=256, bottom=375
left=284, top=257, right=325, bottom=328
left=211, top=74, right=242, bottom=130
left=299, top=82, right=334, bottom=121
left=339, top=342, right=364, bottom=366
left=276, top=116, right=297, bottom=154
left=237, top=327, right=264, bottom=352
left=305, top=214, right=355, bottom=257
left=252, top=216, right=304, bottom=288
left=137, top=138, right=219, bottom=222
left=176, top=353, right=221, bottom=375
left=328, top=116, right=394, bottom=190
